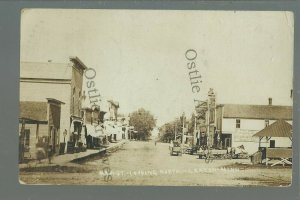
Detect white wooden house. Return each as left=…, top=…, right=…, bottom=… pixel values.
left=215, top=102, right=292, bottom=154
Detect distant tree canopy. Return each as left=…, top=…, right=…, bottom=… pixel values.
left=129, top=108, right=156, bottom=141
left=159, top=118, right=183, bottom=143
left=159, top=113, right=201, bottom=143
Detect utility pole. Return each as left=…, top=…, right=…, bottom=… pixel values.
left=174, top=122, right=177, bottom=141
left=194, top=114, right=197, bottom=145
left=207, top=97, right=210, bottom=148
left=207, top=88, right=216, bottom=149
left=182, top=113, right=185, bottom=145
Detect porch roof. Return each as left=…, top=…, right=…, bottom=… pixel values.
left=253, top=120, right=292, bottom=138
left=19, top=101, right=48, bottom=123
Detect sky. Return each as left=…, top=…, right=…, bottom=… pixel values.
left=20, top=9, right=294, bottom=126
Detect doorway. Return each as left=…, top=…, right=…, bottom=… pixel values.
left=221, top=133, right=232, bottom=149
left=50, top=126, right=57, bottom=153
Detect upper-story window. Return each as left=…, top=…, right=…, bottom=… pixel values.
left=236, top=119, right=241, bottom=128
left=72, top=87, right=75, bottom=114
left=265, top=119, right=269, bottom=127
left=78, top=90, right=82, bottom=112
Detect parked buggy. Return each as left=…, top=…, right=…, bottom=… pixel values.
left=185, top=145, right=200, bottom=155
left=197, top=145, right=249, bottom=162
left=169, top=141, right=182, bottom=156
left=199, top=149, right=228, bottom=163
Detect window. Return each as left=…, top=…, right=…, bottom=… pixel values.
left=236, top=119, right=241, bottom=128
left=270, top=140, right=275, bottom=148
left=265, top=119, right=269, bottom=127
left=72, top=87, right=75, bottom=114
left=72, top=97, right=75, bottom=114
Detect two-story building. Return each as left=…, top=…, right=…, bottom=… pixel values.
left=215, top=99, right=292, bottom=154
left=20, top=57, right=87, bottom=154
left=107, top=100, right=119, bottom=121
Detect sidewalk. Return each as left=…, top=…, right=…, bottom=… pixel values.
left=19, top=140, right=126, bottom=169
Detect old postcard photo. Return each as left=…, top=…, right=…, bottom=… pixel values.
left=19, top=9, right=294, bottom=186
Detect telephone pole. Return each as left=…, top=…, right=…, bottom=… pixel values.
left=174, top=121, right=177, bottom=141
left=207, top=97, right=210, bottom=148
left=182, top=112, right=185, bottom=144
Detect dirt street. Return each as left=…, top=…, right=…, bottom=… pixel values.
left=19, top=141, right=292, bottom=186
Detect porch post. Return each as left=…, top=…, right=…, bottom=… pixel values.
left=259, top=137, right=262, bottom=148
left=36, top=123, right=39, bottom=139
left=19, top=119, right=26, bottom=163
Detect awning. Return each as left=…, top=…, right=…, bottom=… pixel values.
left=72, top=119, right=83, bottom=123
left=85, top=124, right=101, bottom=138
left=105, top=124, right=116, bottom=136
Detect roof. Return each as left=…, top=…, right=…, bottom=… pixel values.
left=221, top=104, right=292, bottom=120
left=108, top=100, right=119, bottom=108
left=69, top=56, right=88, bottom=70
left=20, top=62, right=72, bottom=80
left=46, top=98, right=65, bottom=105
left=19, top=101, right=48, bottom=122
left=253, top=120, right=292, bottom=137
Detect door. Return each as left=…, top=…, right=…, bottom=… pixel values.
left=49, top=126, right=57, bottom=153
left=52, top=128, right=57, bottom=153
left=221, top=133, right=232, bottom=149
left=224, top=138, right=231, bottom=148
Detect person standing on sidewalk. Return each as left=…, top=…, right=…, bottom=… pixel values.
left=47, top=145, right=53, bottom=164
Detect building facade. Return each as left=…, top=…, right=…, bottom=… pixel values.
left=107, top=100, right=119, bottom=121
left=215, top=102, right=292, bottom=154
left=20, top=57, right=87, bottom=153
left=193, top=89, right=292, bottom=154
left=19, top=98, right=64, bottom=161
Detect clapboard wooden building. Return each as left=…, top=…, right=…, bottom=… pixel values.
left=215, top=99, right=292, bottom=154
left=20, top=57, right=87, bottom=154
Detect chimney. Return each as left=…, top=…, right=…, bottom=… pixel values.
left=268, top=98, right=272, bottom=106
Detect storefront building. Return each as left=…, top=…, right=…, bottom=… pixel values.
left=20, top=56, right=87, bottom=154
left=19, top=98, right=64, bottom=162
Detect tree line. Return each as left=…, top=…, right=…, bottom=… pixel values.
left=158, top=113, right=204, bottom=143
left=128, top=108, right=156, bottom=141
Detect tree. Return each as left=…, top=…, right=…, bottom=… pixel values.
left=129, top=108, right=156, bottom=141
left=159, top=118, right=183, bottom=143
left=159, top=123, right=174, bottom=143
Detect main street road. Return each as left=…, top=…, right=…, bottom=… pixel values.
left=20, top=141, right=291, bottom=186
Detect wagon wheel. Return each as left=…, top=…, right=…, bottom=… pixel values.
left=221, top=154, right=227, bottom=160
left=205, top=157, right=210, bottom=163
left=205, top=154, right=213, bottom=163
